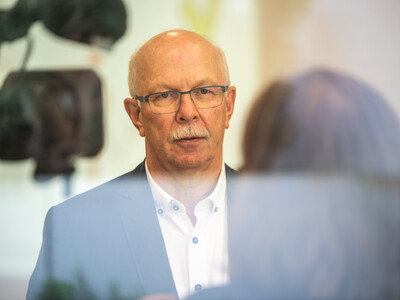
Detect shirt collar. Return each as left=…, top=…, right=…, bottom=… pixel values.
left=145, top=161, right=226, bottom=214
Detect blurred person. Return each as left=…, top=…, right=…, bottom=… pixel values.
left=188, top=68, right=400, bottom=299
left=242, top=68, right=400, bottom=176
left=27, top=29, right=236, bottom=300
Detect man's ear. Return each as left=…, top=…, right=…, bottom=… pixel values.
left=124, top=98, right=145, bottom=137
left=225, top=86, right=236, bottom=129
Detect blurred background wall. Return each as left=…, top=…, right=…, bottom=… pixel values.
left=0, top=0, right=399, bottom=298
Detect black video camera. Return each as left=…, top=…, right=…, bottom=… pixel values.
left=0, top=70, right=103, bottom=179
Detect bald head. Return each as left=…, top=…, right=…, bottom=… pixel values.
left=128, top=30, right=230, bottom=97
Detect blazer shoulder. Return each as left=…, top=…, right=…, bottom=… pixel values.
left=225, top=164, right=239, bottom=177
left=55, top=160, right=148, bottom=211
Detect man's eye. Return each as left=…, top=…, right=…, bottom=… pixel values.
left=160, top=92, right=170, bottom=98
left=200, top=88, right=210, bottom=95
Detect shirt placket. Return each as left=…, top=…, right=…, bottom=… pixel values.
left=187, top=204, right=212, bottom=295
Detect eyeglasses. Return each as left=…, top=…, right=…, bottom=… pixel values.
left=134, top=85, right=228, bottom=114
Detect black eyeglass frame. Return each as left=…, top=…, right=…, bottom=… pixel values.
left=134, top=85, right=229, bottom=104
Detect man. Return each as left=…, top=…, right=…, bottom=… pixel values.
left=27, top=30, right=236, bottom=300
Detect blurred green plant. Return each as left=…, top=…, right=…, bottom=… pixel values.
left=181, top=0, right=223, bottom=38
left=38, top=278, right=76, bottom=300
left=37, top=275, right=142, bottom=300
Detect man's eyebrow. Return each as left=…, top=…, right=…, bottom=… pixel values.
left=148, top=80, right=220, bottom=93
left=147, top=85, right=177, bottom=94
left=192, top=80, right=219, bottom=88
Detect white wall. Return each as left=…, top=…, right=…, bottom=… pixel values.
left=256, top=0, right=400, bottom=116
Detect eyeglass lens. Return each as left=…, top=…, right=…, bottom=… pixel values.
left=148, top=86, right=225, bottom=114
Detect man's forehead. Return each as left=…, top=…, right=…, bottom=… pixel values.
left=151, top=40, right=211, bottom=59
left=136, top=39, right=219, bottom=75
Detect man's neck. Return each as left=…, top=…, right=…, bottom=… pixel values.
left=146, top=159, right=223, bottom=224
left=148, top=163, right=221, bottom=202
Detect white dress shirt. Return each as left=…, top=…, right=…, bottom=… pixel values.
left=145, top=162, right=229, bottom=299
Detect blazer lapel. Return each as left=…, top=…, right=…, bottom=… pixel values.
left=114, top=162, right=177, bottom=296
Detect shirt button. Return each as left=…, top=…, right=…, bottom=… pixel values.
left=192, top=237, right=198, bottom=244
left=214, top=206, right=218, bottom=213
left=157, top=208, right=164, bottom=214
left=173, top=205, right=179, bottom=211
left=195, top=284, right=202, bottom=291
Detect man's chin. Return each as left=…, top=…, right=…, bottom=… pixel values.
left=172, top=155, right=211, bottom=170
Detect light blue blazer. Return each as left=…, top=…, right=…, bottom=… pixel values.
left=27, top=161, right=237, bottom=299
left=27, top=161, right=176, bottom=299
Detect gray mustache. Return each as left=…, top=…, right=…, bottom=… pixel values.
left=168, top=125, right=210, bottom=142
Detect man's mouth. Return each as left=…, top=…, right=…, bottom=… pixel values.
left=176, top=136, right=203, bottom=142
left=179, top=136, right=200, bottom=141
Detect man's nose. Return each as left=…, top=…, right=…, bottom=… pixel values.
left=175, top=93, right=199, bottom=122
